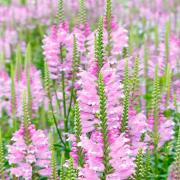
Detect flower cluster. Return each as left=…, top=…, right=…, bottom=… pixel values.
left=7, top=124, right=51, bottom=179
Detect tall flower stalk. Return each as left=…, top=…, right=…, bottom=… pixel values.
left=74, top=102, right=84, bottom=167
left=98, top=73, right=113, bottom=179
left=79, top=0, right=86, bottom=24
left=97, top=17, right=104, bottom=71
left=121, top=59, right=129, bottom=133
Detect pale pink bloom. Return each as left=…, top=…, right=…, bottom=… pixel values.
left=43, top=22, right=73, bottom=80
left=78, top=62, right=123, bottom=133
left=78, top=165, right=100, bottom=180
left=80, top=134, right=104, bottom=171
left=128, top=108, right=149, bottom=155
left=77, top=70, right=99, bottom=133
left=7, top=124, right=51, bottom=179
left=79, top=132, right=134, bottom=179
left=103, top=17, right=128, bottom=57
left=108, top=133, right=135, bottom=180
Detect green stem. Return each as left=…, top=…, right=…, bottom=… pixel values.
left=49, top=97, right=66, bottom=147
left=61, top=71, right=68, bottom=132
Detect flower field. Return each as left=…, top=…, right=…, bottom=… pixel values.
left=0, top=0, right=180, bottom=179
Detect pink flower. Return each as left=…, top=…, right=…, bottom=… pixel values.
left=7, top=124, right=51, bottom=179
left=43, top=22, right=73, bottom=80
left=108, top=133, right=135, bottom=180
left=78, top=165, right=100, bottom=180
left=103, top=17, right=128, bottom=57
left=77, top=63, right=123, bottom=133
left=77, top=70, right=99, bottom=133
left=128, top=108, right=149, bottom=155
left=78, top=131, right=134, bottom=179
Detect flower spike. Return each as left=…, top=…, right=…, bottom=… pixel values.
left=79, top=0, right=87, bottom=24
left=98, top=73, right=113, bottom=179
left=57, top=0, right=64, bottom=23
left=121, top=59, right=129, bottom=133
left=97, top=17, right=104, bottom=71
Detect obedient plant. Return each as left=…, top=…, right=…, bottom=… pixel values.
left=0, top=0, right=180, bottom=179
left=7, top=93, right=51, bottom=179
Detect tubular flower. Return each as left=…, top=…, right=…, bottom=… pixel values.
left=128, top=107, right=149, bottom=155
left=76, top=63, right=134, bottom=179
left=73, top=23, right=92, bottom=53
left=77, top=70, right=99, bottom=133
left=78, top=165, right=100, bottom=180
left=79, top=131, right=134, bottom=179
left=103, top=16, right=128, bottom=57
left=43, top=22, right=73, bottom=80
left=107, top=133, right=135, bottom=180
left=77, top=63, right=123, bottom=133
left=7, top=124, right=51, bottom=179
left=73, top=23, right=94, bottom=69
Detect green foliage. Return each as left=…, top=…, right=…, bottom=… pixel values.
left=133, top=149, right=145, bottom=180
left=144, top=148, right=152, bottom=179
left=165, top=64, right=172, bottom=108
left=57, top=0, right=64, bottom=23
left=79, top=0, right=86, bottom=24
left=44, top=61, right=52, bottom=99
left=172, top=127, right=180, bottom=179
left=0, top=129, right=5, bottom=180
left=132, top=149, right=152, bottom=180
left=97, top=17, right=104, bottom=71
left=128, top=25, right=134, bottom=54
left=165, top=20, right=170, bottom=65
left=15, top=46, right=22, bottom=81
left=50, top=134, right=59, bottom=180
left=131, top=57, right=140, bottom=110
left=25, top=44, right=32, bottom=119
left=94, top=33, right=98, bottom=60
left=10, top=64, right=17, bottom=131
left=66, top=158, right=77, bottom=180
left=150, top=66, right=161, bottom=178
left=98, top=73, right=113, bottom=179
left=74, top=102, right=84, bottom=167
left=151, top=66, right=160, bottom=148
left=106, top=0, right=112, bottom=32
left=105, top=0, right=112, bottom=56
left=154, top=25, right=159, bottom=49
left=72, top=35, right=79, bottom=81
left=74, top=102, right=82, bottom=141
left=121, top=59, right=129, bottom=133
left=60, top=152, right=66, bottom=180
left=22, top=92, right=31, bottom=145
